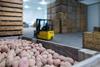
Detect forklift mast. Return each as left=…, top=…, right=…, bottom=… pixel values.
left=36, top=19, right=52, bottom=32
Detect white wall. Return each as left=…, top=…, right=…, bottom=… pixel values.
left=23, top=10, right=47, bottom=26
left=88, top=3, right=100, bottom=32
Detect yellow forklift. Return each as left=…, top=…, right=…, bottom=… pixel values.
left=34, top=19, right=54, bottom=40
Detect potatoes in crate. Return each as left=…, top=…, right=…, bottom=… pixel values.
left=0, top=39, right=75, bottom=67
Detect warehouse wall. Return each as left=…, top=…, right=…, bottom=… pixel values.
left=88, top=3, right=100, bottom=32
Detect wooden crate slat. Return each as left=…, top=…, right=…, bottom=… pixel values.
left=0, top=12, right=22, bottom=16
left=0, top=26, right=23, bottom=31
left=0, top=22, right=23, bottom=26
left=0, top=16, right=22, bottom=20
left=0, top=31, right=22, bottom=36
left=0, top=7, right=22, bottom=12
left=0, top=0, right=22, bottom=4
left=0, top=2, right=22, bottom=8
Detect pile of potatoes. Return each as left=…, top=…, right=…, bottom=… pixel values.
left=0, top=39, right=75, bottom=67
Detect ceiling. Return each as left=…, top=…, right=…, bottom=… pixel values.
left=23, top=0, right=100, bottom=25
left=80, top=0, right=100, bottom=5
left=23, top=0, right=55, bottom=25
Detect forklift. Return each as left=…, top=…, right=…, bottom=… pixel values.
left=34, top=19, right=54, bottom=40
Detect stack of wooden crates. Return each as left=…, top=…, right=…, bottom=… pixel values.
left=47, top=0, right=87, bottom=33
left=83, top=32, right=100, bottom=51
left=0, top=0, right=23, bottom=36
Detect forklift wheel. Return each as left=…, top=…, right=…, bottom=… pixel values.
left=50, top=37, right=53, bottom=40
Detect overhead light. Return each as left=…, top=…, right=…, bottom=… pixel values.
left=37, top=7, right=42, bottom=10
left=24, top=5, right=30, bottom=8
left=39, top=0, right=48, bottom=5
left=23, top=0, right=29, bottom=2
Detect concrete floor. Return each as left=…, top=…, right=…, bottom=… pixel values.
left=23, top=27, right=83, bottom=49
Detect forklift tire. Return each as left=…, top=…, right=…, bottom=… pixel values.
left=50, top=37, right=53, bottom=40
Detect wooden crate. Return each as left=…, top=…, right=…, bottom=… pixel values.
left=0, top=0, right=22, bottom=4
left=83, top=32, right=100, bottom=51
left=0, top=0, right=23, bottom=36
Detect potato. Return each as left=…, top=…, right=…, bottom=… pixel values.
left=0, top=53, right=7, bottom=62
left=41, top=58, right=47, bottom=64
left=12, top=59, right=19, bottom=67
left=15, top=48, right=22, bottom=55
left=32, top=49, right=37, bottom=53
left=38, top=43, right=43, bottom=47
left=47, top=54, right=52, bottom=58
left=31, top=56, right=35, bottom=60
left=43, top=64, right=51, bottom=67
left=44, top=64, right=55, bottom=67
left=42, top=54, right=48, bottom=59
left=29, top=59, right=35, bottom=67
left=35, top=44, right=39, bottom=47
left=64, top=57, right=74, bottom=64
left=53, top=53, right=59, bottom=59
left=8, top=49, right=16, bottom=57
left=34, top=51, right=40, bottom=57
left=47, top=49, right=55, bottom=55
left=41, top=51, right=49, bottom=55
left=20, top=50, right=28, bottom=57
left=58, top=55, right=66, bottom=61
left=24, top=46, right=31, bottom=50
left=47, top=58, right=53, bottom=65
left=0, top=59, right=6, bottom=67
left=0, top=45, right=9, bottom=53
left=27, top=50, right=34, bottom=56
left=36, top=57, right=43, bottom=67
left=53, top=59, right=61, bottom=66
left=19, top=57, right=29, bottom=67
left=7, top=55, right=14, bottom=66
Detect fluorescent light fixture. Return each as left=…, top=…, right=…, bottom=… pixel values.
left=37, top=7, right=42, bottom=10
left=39, top=0, right=48, bottom=5
left=24, top=5, right=30, bottom=8
left=23, top=0, right=29, bottom=2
